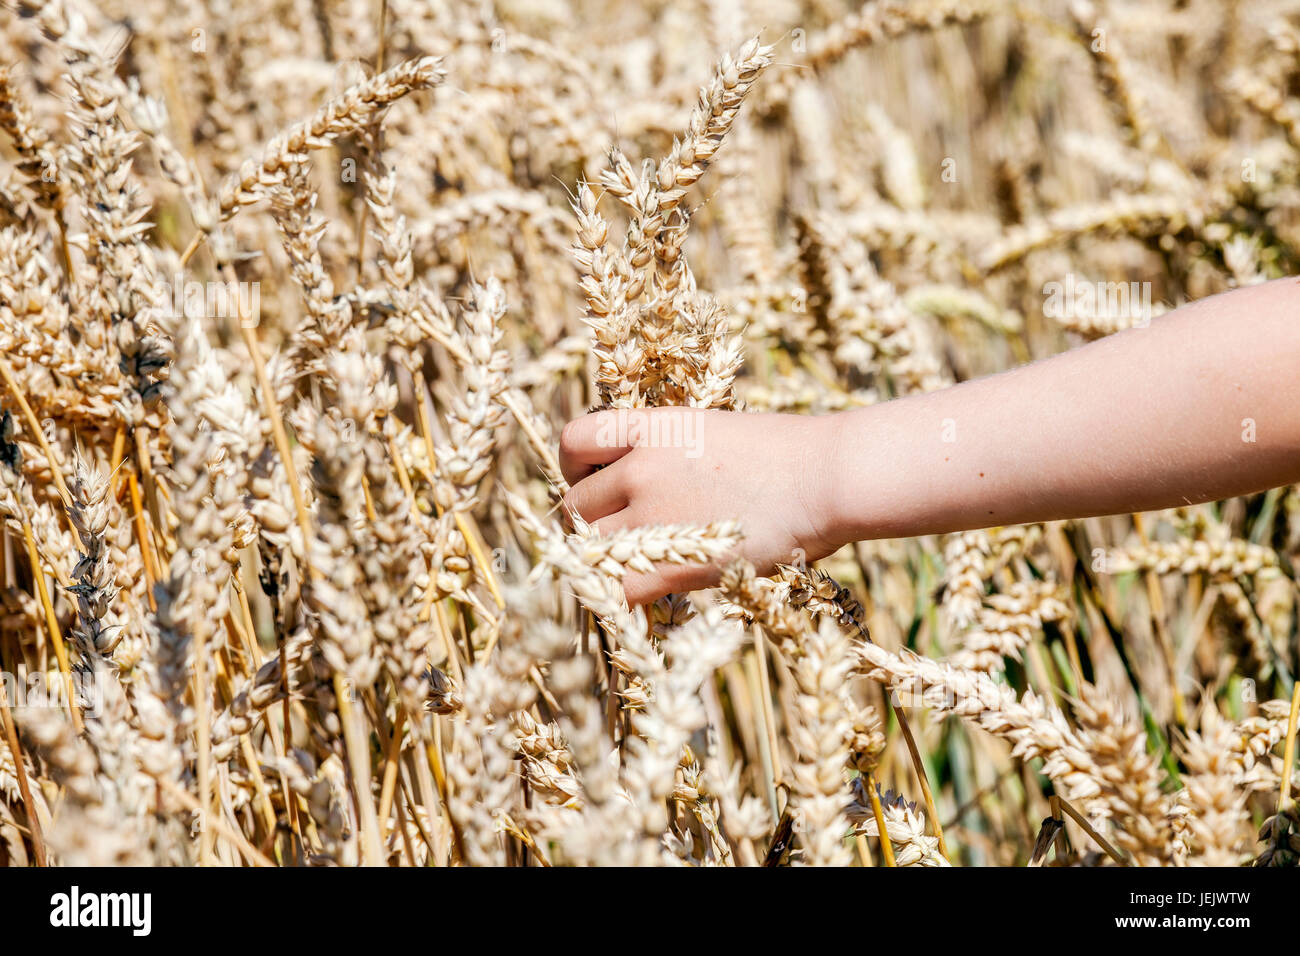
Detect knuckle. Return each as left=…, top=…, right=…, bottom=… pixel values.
left=620, top=461, right=646, bottom=494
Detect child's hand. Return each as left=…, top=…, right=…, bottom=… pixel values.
left=559, top=407, right=843, bottom=603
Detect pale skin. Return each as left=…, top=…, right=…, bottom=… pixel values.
left=559, top=277, right=1300, bottom=605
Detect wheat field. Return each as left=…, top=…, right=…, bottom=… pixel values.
left=0, top=0, right=1297, bottom=867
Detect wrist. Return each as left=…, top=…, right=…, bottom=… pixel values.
left=802, top=409, right=860, bottom=554
left=813, top=402, right=916, bottom=547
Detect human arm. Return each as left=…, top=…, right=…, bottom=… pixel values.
left=559, top=278, right=1300, bottom=603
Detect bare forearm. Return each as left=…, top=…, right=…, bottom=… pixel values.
left=825, top=278, right=1300, bottom=544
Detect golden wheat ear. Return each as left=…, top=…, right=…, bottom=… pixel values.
left=0, top=0, right=1291, bottom=871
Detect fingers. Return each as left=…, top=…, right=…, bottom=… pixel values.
left=557, top=406, right=723, bottom=603
left=621, top=562, right=723, bottom=606
left=562, top=464, right=629, bottom=526
left=586, top=507, right=635, bottom=536
left=559, top=410, right=637, bottom=485
left=566, top=496, right=726, bottom=603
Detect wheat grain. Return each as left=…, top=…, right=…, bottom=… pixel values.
left=0, top=0, right=1293, bottom=869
